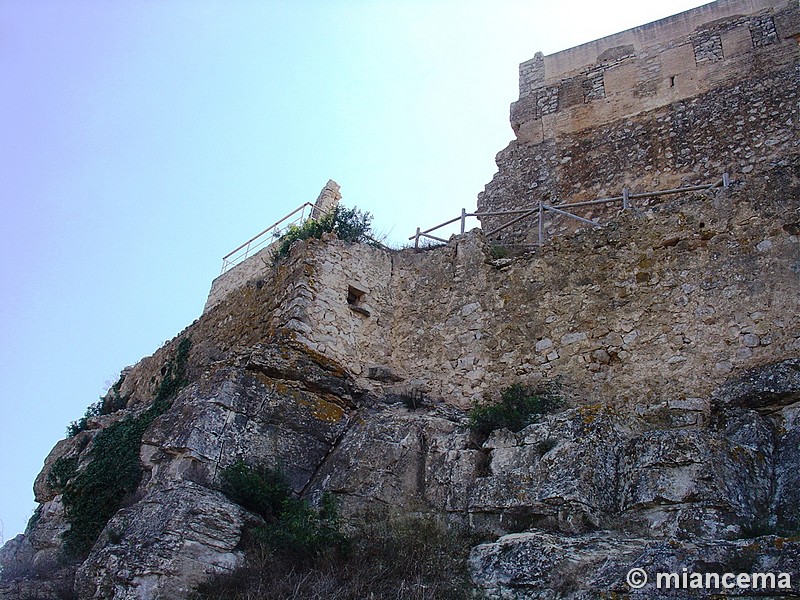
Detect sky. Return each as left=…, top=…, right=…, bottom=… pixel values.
left=0, top=0, right=711, bottom=543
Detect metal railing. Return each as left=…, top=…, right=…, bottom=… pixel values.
left=409, top=174, right=730, bottom=248
left=220, top=202, right=317, bottom=274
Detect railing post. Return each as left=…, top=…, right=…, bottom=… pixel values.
left=415, top=227, right=421, bottom=249
left=623, top=187, right=630, bottom=210
left=538, top=200, right=544, bottom=247
left=460, top=208, right=466, bottom=234
left=723, top=172, right=730, bottom=188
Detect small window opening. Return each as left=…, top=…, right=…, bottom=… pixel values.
left=347, top=285, right=366, bottom=305
left=347, top=284, right=370, bottom=316
left=669, top=75, right=676, bottom=87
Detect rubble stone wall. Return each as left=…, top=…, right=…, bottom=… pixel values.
left=261, top=169, right=799, bottom=408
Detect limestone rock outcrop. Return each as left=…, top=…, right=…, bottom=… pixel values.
left=2, top=303, right=798, bottom=599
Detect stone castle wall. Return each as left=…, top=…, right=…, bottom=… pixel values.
left=513, top=0, right=795, bottom=141
left=479, top=0, right=799, bottom=244
left=5, top=4, right=799, bottom=595
left=204, top=180, right=342, bottom=313
left=201, top=0, right=799, bottom=407
left=205, top=163, right=799, bottom=409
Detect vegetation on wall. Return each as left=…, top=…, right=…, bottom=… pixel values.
left=489, top=244, right=511, bottom=259
left=66, top=401, right=104, bottom=438
left=66, top=372, right=129, bottom=437
left=272, top=204, right=373, bottom=263
left=219, top=461, right=346, bottom=561
left=200, top=461, right=476, bottom=599
left=56, top=337, right=191, bottom=557
left=468, top=383, right=563, bottom=436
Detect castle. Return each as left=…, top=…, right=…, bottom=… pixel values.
left=2, top=1, right=798, bottom=598
left=202, top=0, right=799, bottom=408
left=480, top=0, right=798, bottom=243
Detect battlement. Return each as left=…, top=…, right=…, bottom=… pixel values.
left=512, top=0, right=797, bottom=143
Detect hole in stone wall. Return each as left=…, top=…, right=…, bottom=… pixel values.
left=347, top=284, right=371, bottom=317
left=670, top=75, right=676, bottom=87
left=347, top=285, right=366, bottom=306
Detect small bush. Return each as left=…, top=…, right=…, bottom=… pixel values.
left=489, top=245, right=511, bottom=259
left=47, top=456, right=79, bottom=492
left=191, top=515, right=475, bottom=600
left=469, top=383, right=563, bottom=436
left=272, top=204, right=373, bottom=263
left=219, top=462, right=346, bottom=562
left=66, top=401, right=103, bottom=437
left=219, top=461, right=292, bottom=523
left=66, top=374, right=130, bottom=437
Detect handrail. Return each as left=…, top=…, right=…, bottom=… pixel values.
left=220, top=202, right=318, bottom=274
left=223, top=202, right=314, bottom=261
left=409, top=174, right=730, bottom=248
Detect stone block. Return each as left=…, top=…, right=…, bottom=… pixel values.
left=560, top=332, right=588, bottom=345
left=721, top=25, right=754, bottom=58
left=602, top=60, right=638, bottom=96
left=742, top=333, right=761, bottom=347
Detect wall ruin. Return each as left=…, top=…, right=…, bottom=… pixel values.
left=204, top=164, right=799, bottom=409
left=204, top=180, right=342, bottom=313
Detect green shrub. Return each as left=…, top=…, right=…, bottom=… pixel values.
left=219, top=462, right=346, bottom=562
left=468, top=383, right=563, bottom=436
left=490, top=245, right=511, bottom=259
left=58, top=337, right=191, bottom=557
left=272, top=205, right=373, bottom=263
left=66, top=401, right=103, bottom=437
left=66, top=373, right=130, bottom=437
left=62, top=413, right=153, bottom=556
left=219, top=461, right=292, bottom=523
left=47, top=456, right=79, bottom=492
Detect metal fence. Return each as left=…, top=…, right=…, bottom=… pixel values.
left=220, top=202, right=318, bottom=274
left=409, top=174, right=730, bottom=249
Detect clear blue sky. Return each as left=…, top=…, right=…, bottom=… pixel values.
left=0, top=0, right=709, bottom=542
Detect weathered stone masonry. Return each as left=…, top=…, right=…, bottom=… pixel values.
left=479, top=0, right=799, bottom=244
left=205, top=164, right=799, bottom=410
left=202, top=0, right=799, bottom=410
left=3, top=2, right=800, bottom=597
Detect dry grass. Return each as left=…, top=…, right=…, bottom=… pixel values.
left=191, top=516, right=478, bottom=600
